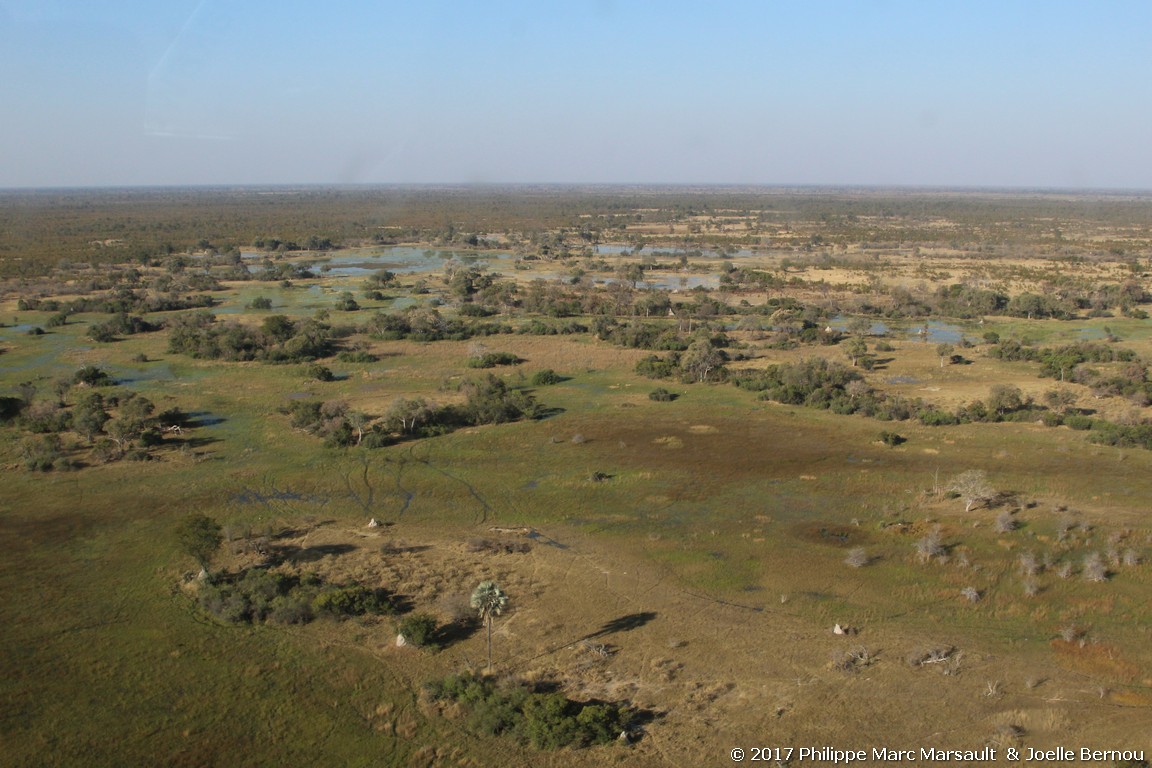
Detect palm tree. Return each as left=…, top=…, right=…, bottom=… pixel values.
left=471, top=580, right=508, bottom=672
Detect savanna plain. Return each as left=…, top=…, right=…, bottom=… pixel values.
left=2, top=186, right=1151, bottom=767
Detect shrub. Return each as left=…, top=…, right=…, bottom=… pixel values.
left=305, top=363, right=335, bottom=382
left=334, top=292, right=360, bottom=311
left=313, top=584, right=391, bottom=617
left=635, top=354, right=678, bottom=379
left=337, top=350, right=378, bottom=363
left=466, top=352, right=520, bottom=368
left=459, top=303, right=494, bottom=317
left=530, top=369, right=562, bottom=386
left=1064, top=414, right=1094, bottom=431
left=397, top=613, right=439, bottom=647
left=72, top=365, right=115, bottom=387
left=248, top=296, right=273, bottom=310
left=648, top=387, right=676, bottom=402
left=879, top=430, right=905, bottom=446
left=268, top=594, right=314, bottom=625
left=425, top=673, right=630, bottom=749
left=19, top=434, right=67, bottom=471
left=994, top=511, right=1018, bottom=533
left=1082, top=552, right=1109, bottom=582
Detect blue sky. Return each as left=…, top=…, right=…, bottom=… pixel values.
left=1, top=1, right=1150, bottom=188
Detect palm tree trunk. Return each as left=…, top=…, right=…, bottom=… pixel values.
left=486, top=615, right=493, bottom=672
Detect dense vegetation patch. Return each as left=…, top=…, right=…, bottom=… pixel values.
left=197, top=569, right=395, bottom=625
left=424, top=673, right=632, bottom=750
left=168, top=312, right=336, bottom=362
left=281, top=374, right=545, bottom=448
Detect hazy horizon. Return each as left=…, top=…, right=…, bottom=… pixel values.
left=3, top=1, right=1150, bottom=190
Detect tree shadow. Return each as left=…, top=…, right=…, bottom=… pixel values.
left=535, top=406, right=566, bottom=420
left=582, top=611, right=658, bottom=641
left=525, top=530, right=568, bottom=549
left=187, top=411, right=226, bottom=427
left=433, top=617, right=481, bottom=648
left=271, top=542, right=359, bottom=563
left=624, top=705, right=666, bottom=741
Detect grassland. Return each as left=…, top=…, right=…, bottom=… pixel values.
left=2, top=187, right=1152, bottom=766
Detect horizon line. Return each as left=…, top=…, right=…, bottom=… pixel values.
left=3, top=182, right=1151, bottom=197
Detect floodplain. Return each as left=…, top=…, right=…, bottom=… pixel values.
left=2, top=187, right=1152, bottom=766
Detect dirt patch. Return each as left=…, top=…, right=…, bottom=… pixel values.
left=652, top=435, right=683, bottom=449
left=1050, top=638, right=1140, bottom=682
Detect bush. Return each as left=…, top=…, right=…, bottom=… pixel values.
left=425, top=673, right=630, bottom=749
left=648, top=387, right=676, bottom=402
left=467, top=352, right=520, bottom=368
left=305, top=363, right=335, bottom=382
left=73, top=365, right=115, bottom=387
left=879, top=430, right=905, bottom=446
left=398, top=613, right=439, bottom=647
left=919, top=409, right=958, bottom=426
left=635, top=354, right=678, bottom=379
left=334, top=292, right=360, bottom=311
left=337, top=350, right=378, bottom=363
left=1064, top=414, right=1095, bottom=431
left=268, top=594, right=314, bottom=625
left=248, top=296, right=273, bottom=310
left=313, top=584, right=391, bottom=617
left=19, top=434, right=68, bottom=471
left=530, top=369, right=562, bottom=386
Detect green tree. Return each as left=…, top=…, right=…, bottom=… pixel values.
left=175, top=514, right=224, bottom=573
left=471, top=580, right=508, bottom=672
left=261, top=314, right=296, bottom=342
left=844, top=337, right=868, bottom=367
left=72, top=392, right=110, bottom=443
left=847, top=316, right=872, bottom=337
left=987, top=383, right=1025, bottom=416
left=680, top=339, right=726, bottom=382
left=936, top=342, right=954, bottom=368
left=1043, top=387, right=1078, bottom=415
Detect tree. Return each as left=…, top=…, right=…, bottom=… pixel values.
left=261, top=314, right=296, bottom=342
left=680, top=339, right=726, bottom=383
left=346, top=410, right=370, bottom=446
left=948, top=470, right=995, bottom=512
left=987, top=384, right=1025, bottom=416
left=935, top=342, right=954, bottom=368
left=72, top=392, right=109, bottom=443
left=176, top=514, right=224, bottom=573
left=1043, top=387, right=1078, bottom=415
left=471, top=580, right=508, bottom=672
left=847, top=317, right=872, bottom=337
left=844, top=337, right=868, bottom=367
left=385, top=397, right=434, bottom=435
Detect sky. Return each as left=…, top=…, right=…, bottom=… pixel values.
left=1, top=0, right=1150, bottom=189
